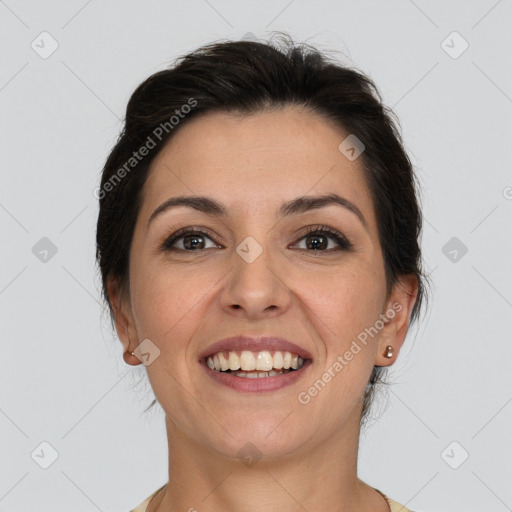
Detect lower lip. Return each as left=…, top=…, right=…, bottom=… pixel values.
left=200, top=359, right=313, bottom=393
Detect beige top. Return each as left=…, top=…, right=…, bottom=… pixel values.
left=130, top=485, right=414, bottom=511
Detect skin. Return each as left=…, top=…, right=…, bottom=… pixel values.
left=108, top=106, right=418, bottom=512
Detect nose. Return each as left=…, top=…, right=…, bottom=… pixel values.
left=219, top=241, right=291, bottom=320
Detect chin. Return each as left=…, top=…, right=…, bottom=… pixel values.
left=206, top=422, right=308, bottom=464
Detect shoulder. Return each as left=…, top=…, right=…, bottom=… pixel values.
left=383, top=494, right=416, bottom=512
left=129, top=485, right=166, bottom=512
left=130, top=486, right=416, bottom=512
left=375, top=488, right=415, bottom=512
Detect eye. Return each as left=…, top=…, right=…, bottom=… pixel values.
left=292, top=225, right=353, bottom=252
left=160, top=224, right=353, bottom=253
left=162, top=227, right=220, bottom=251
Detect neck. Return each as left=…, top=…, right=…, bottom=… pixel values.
left=148, top=413, right=389, bottom=512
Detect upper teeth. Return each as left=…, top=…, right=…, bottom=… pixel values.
left=206, top=350, right=304, bottom=372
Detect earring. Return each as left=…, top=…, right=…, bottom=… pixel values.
left=123, top=350, right=138, bottom=366
left=384, top=345, right=394, bottom=358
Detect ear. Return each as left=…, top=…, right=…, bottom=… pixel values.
left=375, top=274, right=419, bottom=366
left=106, top=275, right=141, bottom=366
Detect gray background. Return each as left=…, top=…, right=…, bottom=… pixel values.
left=1, top=1, right=511, bottom=511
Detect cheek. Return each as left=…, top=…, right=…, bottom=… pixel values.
left=130, top=261, right=184, bottom=336
left=130, top=259, right=221, bottom=349
left=298, top=262, right=384, bottom=337
left=298, top=269, right=382, bottom=417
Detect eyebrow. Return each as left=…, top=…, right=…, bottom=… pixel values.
left=147, top=193, right=368, bottom=230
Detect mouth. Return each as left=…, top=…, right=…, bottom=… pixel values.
left=202, top=349, right=310, bottom=379
left=198, top=336, right=313, bottom=391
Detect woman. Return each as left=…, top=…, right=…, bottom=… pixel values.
left=96, top=34, right=428, bottom=512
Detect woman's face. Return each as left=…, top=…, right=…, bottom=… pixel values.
left=112, top=106, right=416, bottom=461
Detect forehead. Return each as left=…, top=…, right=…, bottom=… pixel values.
left=141, top=106, right=376, bottom=229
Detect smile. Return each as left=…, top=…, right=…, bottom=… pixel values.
left=206, top=350, right=305, bottom=378
left=201, top=350, right=312, bottom=392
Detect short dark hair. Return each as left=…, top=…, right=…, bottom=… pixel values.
left=96, top=33, right=430, bottom=425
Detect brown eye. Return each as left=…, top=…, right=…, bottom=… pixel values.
left=303, top=233, right=330, bottom=250
left=163, top=228, right=220, bottom=251
left=293, top=225, right=353, bottom=252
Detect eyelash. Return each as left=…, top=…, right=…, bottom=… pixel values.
left=161, top=224, right=353, bottom=253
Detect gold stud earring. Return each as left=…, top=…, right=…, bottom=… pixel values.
left=384, top=345, right=394, bottom=358
left=123, top=350, right=138, bottom=366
